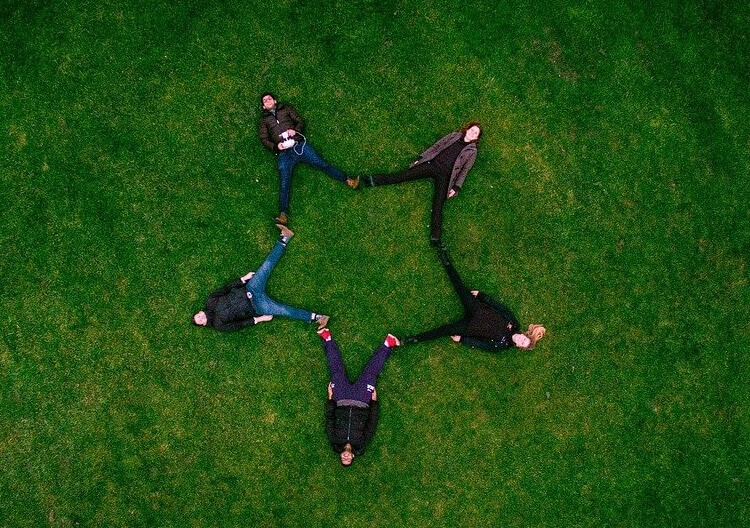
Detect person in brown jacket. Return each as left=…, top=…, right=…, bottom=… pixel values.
left=259, top=92, right=357, bottom=226
left=363, top=123, right=481, bottom=246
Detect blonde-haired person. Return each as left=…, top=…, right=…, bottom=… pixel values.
left=402, top=246, right=546, bottom=352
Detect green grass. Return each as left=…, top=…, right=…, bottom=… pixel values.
left=1, top=0, right=748, bottom=526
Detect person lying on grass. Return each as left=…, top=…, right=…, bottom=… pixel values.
left=360, top=122, right=481, bottom=247
left=402, top=245, right=545, bottom=351
left=259, top=92, right=359, bottom=227
left=320, top=328, right=400, bottom=467
left=192, top=224, right=329, bottom=331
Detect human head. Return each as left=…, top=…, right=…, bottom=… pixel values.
left=513, top=324, right=546, bottom=350
left=340, top=443, right=354, bottom=466
left=193, top=311, right=208, bottom=326
left=260, top=92, right=277, bottom=111
left=460, top=121, right=482, bottom=143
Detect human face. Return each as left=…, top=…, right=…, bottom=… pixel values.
left=340, top=444, right=354, bottom=466
left=512, top=333, right=531, bottom=349
left=193, top=311, right=208, bottom=326
left=262, top=95, right=276, bottom=111
left=464, top=125, right=481, bottom=142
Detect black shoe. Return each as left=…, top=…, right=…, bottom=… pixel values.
left=403, top=337, right=418, bottom=345
left=430, top=237, right=446, bottom=250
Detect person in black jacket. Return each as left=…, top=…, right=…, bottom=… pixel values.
left=259, top=93, right=358, bottom=226
left=319, top=328, right=400, bottom=466
left=403, top=246, right=546, bottom=351
left=192, top=224, right=329, bottom=331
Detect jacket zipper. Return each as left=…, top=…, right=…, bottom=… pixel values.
left=346, top=407, right=352, bottom=441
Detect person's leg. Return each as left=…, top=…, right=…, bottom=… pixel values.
left=437, top=246, right=480, bottom=316
left=251, top=294, right=315, bottom=322
left=246, top=240, right=286, bottom=296
left=350, top=344, right=393, bottom=401
left=429, top=173, right=451, bottom=242
left=368, top=162, right=436, bottom=187
left=403, top=319, right=468, bottom=344
left=299, top=143, right=348, bottom=182
left=277, top=151, right=298, bottom=214
left=324, top=339, right=352, bottom=399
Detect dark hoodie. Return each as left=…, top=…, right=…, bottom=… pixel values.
left=325, top=399, right=380, bottom=456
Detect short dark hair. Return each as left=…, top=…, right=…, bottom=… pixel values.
left=260, top=92, right=277, bottom=109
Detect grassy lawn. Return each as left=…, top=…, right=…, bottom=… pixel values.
left=1, top=0, right=748, bottom=526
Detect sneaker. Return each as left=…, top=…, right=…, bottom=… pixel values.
left=274, top=212, right=288, bottom=226
left=346, top=177, right=360, bottom=189
left=316, top=314, right=330, bottom=329
left=403, top=337, right=418, bottom=345
left=276, top=223, right=294, bottom=241
left=317, top=328, right=332, bottom=341
left=384, top=334, right=400, bottom=348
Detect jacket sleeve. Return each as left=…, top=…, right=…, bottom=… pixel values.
left=259, top=115, right=277, bottom=151
left=460, top=336, right=511, bottom=351
left=476, top=291, right=520, bottom=330
left=360, top=400, right=380, bottom=450
left=451, top=146, right=477, bottom=189
left=324, top=400, right=337, bottom=444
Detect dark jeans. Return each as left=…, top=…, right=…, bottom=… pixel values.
left=277, top=143, right=348, bottom=214
left=405, top=248, right=481, bottom=343
left=325, top=339, right=392, bottom=403
left=370, top=162, right=451, bottom=240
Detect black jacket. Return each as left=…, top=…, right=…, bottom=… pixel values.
left=203, top=279, right=258, bottom=332
left=325, top=399, right=380, bottom=455
left=461, top=292, right=520, bottom=351
left=259, top=103, right=304, bottom=152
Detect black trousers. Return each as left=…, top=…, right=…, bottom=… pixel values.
left=405, top=249, right=482, bottom=343
left=371, top=162, right=451, bottom=240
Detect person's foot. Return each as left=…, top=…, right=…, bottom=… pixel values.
left=403, top=337, right=418, bottom=345
left=276, top=223, right=294, bottom=241
left=315, top=314, right=330, bottom=329
left=346, top=177, right=360, bottom=189
left=274, top=212, right=288, bottom=226
left=317, top=328, right=332, bottom=341
left=384, top=334, right=401, bottom=348
left=430, top=237, right=446, bottom=250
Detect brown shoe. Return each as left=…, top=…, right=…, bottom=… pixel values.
left=274, top=212, right=288, bottom=225
left=276, top=223, right=294, bottom=240
left=346, top=177, right=360, bottom=189
left=316, top=314, right=330, bottom=329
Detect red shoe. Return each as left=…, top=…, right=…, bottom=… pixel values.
left=317, top=328, right=331, bottom=341
left=384, top=334, right=400, bottom=348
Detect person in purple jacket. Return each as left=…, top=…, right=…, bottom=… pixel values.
left=319, top=327, right=400, bottom=466
left=362, top=122, right=481, bottom=246
left=402, top=246, right=546, bottom=351
left=192, top=224, right=329, bottom=331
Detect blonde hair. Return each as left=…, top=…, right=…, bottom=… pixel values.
left=520, top=324, right=546, bottom=350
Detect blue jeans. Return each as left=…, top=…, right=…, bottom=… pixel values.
left=245, top=240, right=314, bottom=322
left=277, top=143, right=348, bottom=213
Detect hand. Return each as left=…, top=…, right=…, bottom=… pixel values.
left=241, top=271, right=255, bottom=283
left=471, top=290, right=479, bottom=297
left=448, top=188, right=457, bottom=198
left=371, top=389, right=377, bottom=401
left=287, top=129, right=296, bottom=137
left=327, top=382, right=333, bottom=400
left=278, top=142, right=290, bottom=150
left=451, top=335, right=461, bottom=342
